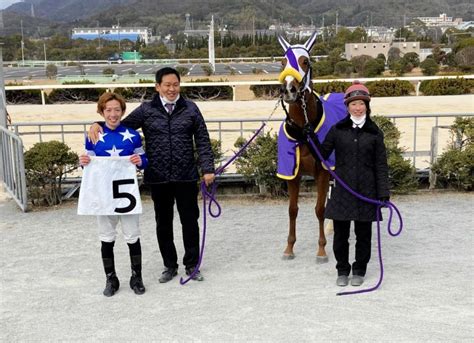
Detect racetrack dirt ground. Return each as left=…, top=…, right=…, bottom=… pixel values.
left=1, top=190, right=472, bottom=341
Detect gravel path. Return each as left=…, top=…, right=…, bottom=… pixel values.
left=0, top=191, right=473, bottom=341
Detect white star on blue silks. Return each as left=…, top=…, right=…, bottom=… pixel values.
left=120, top=129, right=136, bottom=143
left=98, top=132, right=108, bottom=143
left=105, top=145, right=124, bottom=156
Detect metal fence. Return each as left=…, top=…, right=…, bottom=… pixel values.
left=2, top=113, right=473, bottom=212
left=0, top=126, right=28, bottom=211
left=8, top=113, right=474, bottom=171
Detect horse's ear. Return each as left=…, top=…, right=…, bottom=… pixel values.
left=277, top=35, right=290, bottom=51
left=303, top=32, right=318, bottom=52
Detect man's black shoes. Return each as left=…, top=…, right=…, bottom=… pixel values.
left=185, top=267, right=204, bottom=281
left=159, top=267, right=178, bottom=283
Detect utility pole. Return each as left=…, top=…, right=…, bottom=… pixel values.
left=118, top=18, right=121, bottom=50
left=43, top=42, right=47, bottom=64
left=252, top=16, right=255, bottom=46
left=21, top=20, right=25, bottom=66
left=97, top=21, right=101, bottom=50
left=322, top=14, right=325, bottom=42
left=335, top=11, right=338, bottom=35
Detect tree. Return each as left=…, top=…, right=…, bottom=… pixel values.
left=393, top=27, right=417, bottom=42
left=364, top=59, right=384, bottom=77
left=387, top=47, right=401, bottom=69
left=420, top=58, right=439, bottom=76
left=430, top=46, right=447, bottom=64
left=45, top=64, right=58, bottom=79
left=102, top=67, right=115, bottom=75
left=24, top=141, right=79, bottom=206
left=455, top=47, right=474, bottom=72
left=334, top=61, right=353, bottom=77
left=402, top=52, right=420, bottom=68
left=312, top=59, right=333, bottom=76
left=376, top=53, right=386, bottom=62
left=327, top=48, right=343, bottom=70
left=351, top=55, right=373, bottom=76
left=350, top=27, right=368, bottom=43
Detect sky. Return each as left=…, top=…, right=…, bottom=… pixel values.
left=0, top=0, right=20, bottom=10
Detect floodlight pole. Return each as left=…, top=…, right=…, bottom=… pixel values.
left=209, top=15, right=215, bottom=72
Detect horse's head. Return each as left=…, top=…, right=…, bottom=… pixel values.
left=278, top=32, right=318, bottom=103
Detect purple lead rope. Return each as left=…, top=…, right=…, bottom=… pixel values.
left=306, top=136, right=403, bottom=296
left=180, top=123, right=267, bottom=285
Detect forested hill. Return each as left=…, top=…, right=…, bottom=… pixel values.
left=3, top=0, right=474, bottom=37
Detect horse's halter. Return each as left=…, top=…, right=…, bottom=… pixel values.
left=278, top=33, right=319, bottom=129
left=279, top=46, right=312, bottom=98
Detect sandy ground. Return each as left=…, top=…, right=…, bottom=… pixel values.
left=6, top=94, right=474, bottom=170
left=0, top=189, right=473, bottom=341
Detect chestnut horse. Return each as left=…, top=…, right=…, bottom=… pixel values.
left=277, top=33, right=330, bottom=263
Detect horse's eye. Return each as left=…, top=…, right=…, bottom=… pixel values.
left=303, top=60, right=308, bottom=65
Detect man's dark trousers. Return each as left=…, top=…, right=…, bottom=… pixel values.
left=150, top=182, right=200, bottom=269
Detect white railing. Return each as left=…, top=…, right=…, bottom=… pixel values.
left=3, top=56, right=328, bottom=67
left=0, top=126, right=28, bottom=212
left=8, top=113, right=474, bottom=171
left=6, top=75, right=474, bottom=104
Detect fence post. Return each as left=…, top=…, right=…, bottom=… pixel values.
left=232, top=85, right=236, bottom=101
left=41, top=89, right=46, bottom=105
left=429, top=126, right=439, bottom=190
left=416, top=81, right=421, bottom=96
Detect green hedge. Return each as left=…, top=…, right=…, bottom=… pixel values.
left=419, top=77, right=474, bottom=95
left=372, top=116, right=418, bottom=193
left=431, top=117, right=473, bottom=190
left=249, top=84, right=281, bottom=99
left=181, top=78, right=233, bottom=101
left=114, top=87, right=155, bottom=102
left=366, top=80, right=414, bottom=97
left=48, top=80, right=105, bottom=103
left=6, top=84, right=43, bottom=105
left=249, top=80, right=417, bottom=98
left=313, top=81, right=351, bottom=94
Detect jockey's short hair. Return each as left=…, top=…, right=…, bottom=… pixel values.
left=97, top=92, right=126, bottom=114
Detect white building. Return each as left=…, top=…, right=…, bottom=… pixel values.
left=72, top=26, right=151, bottom=45
left=415, top=13, right=463, bottom=30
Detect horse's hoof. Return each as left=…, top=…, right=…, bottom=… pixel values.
left=316, top=256, right=328, bottom=264
left=282, top=253, right=295, bottom=260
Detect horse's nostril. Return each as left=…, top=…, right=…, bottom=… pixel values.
left=280, top=85, right=286, bottom=94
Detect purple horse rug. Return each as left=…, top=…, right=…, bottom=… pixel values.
left=277, top=92, right=347, bottom=180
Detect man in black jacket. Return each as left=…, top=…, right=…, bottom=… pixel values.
left=89, top=67, right=215, bottom=283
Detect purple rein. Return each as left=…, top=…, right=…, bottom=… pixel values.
left=180, top=119, right=403, bottom=296
left=306, top=135, right=403, bottom=296
left=180, top=123, right=268, bottom=285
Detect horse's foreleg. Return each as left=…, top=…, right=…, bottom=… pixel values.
left=315, top=171, right=330, bottom=264
left=283, top=179, right=300, bottom=260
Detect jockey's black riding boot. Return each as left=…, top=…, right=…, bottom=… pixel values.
left=128, top=239, right=145, bottom=295
left=103, top=271, right=120, bottom=297
left=101, top=241, right=119, bottom=297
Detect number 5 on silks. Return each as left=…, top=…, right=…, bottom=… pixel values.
left=78, top=156, right=143, bottom=215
